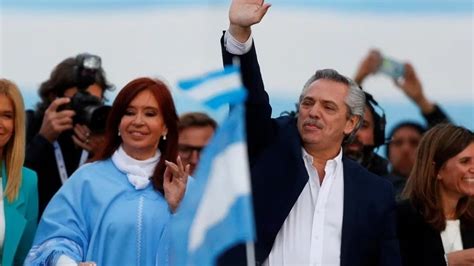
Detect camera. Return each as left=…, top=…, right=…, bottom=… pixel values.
left=59, top=53, right=110, bottom=134
left=66, top=91, right=111, bottom=134
left=378, top=56, right=405, bottom=79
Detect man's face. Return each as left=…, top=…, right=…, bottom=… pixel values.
left=178, top=125, right=215, bottom=175
left=64, top=83, right=104, bottom=100
left=297, top=79, right=357, bottom=153
left=344, top=105, right=375, bottom=158
left=388, top=126, right=422, bottom=178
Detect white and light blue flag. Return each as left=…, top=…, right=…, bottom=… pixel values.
left=177, top=65, right=247, bottom=110
left=170, top=66, right=255, bottom=266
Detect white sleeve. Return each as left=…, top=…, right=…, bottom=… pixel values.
left=56, top=253, right=78, bottom=265
left=224, top=30, right=254, bottom=55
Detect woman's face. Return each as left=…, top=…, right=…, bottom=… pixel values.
left=438, top=142, right=474, bottom=200
left=0, top=94, right=14, bottom=156
left=119, top=89, right=167, bottom=160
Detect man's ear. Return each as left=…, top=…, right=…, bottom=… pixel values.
left=344, top=115, right=359, bottom=135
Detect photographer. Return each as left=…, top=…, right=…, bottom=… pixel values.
left=25, top=53, right=113, bottom=215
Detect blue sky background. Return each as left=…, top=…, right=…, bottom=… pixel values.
left=2, top=0, right=472, bottom=13
left=2, top=0, right=473, bottom=134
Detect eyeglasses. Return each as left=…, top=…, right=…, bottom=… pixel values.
left=178, top=144, right=205, bottom=160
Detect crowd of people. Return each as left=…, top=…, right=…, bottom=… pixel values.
left=0, top=0, right=472, bottom=265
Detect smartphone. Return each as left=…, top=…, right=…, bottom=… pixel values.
left=378, top=56, right=405, bottom=79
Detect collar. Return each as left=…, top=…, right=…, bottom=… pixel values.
left=111, top=146, right=160, bottom=190
left=302, top=147, right=343, bottom=173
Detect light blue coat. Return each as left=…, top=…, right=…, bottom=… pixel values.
left=2, top=163, right=38, bottom=266
left=26, top=159, right=172, bottom=266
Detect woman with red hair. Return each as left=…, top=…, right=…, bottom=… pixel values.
left=26, top=77, right=189, bottom=265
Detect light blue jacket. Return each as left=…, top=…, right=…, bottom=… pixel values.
left=26, top=159, right=171, bottom=265
left=2, top=162, right=38, bottom=266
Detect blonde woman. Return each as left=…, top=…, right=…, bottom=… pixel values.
left=0, top=79, right=38, bottom=265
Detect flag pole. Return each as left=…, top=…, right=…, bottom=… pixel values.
left=246, top=242, right=256, bottom=266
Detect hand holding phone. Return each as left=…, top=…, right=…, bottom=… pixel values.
left=378, top=56, right=405, bottom=79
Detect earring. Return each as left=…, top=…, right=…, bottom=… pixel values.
left=118, top=130, right=121, bottom=136
left=163, top=134, right=167, bottom=140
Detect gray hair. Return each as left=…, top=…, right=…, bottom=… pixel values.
left=299, top=69, right=366, bottom=143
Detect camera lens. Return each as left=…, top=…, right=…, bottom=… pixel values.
left=88, top=106, right=111, bottom=134
left=70, top=91, right=110, bottom=134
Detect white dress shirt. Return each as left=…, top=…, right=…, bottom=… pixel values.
left=264, top=148, right=344, bottom=266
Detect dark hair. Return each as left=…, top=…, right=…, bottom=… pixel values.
left=385, top=121, right=426, bottom=158
left=94, top=77, right=179, bottom=192
left=178, top=112, right=217, bottom=132
left=363, top=91, right=386, bottom=147
left=402, top=123, right=474, bottom=231
left=36, top=55, right=113, bottom=114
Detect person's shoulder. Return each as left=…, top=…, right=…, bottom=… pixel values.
left=396, top=199, right=419, bottom=218
left=396, top=199, right=426, bottom=233
left=26, top=109, right=40, bottom=123
left=343, top=157, right=395, bottom=204
left=275, top=115, right=297, bottom=131
left=25, top=109, right=36, bottom=117
left=386, top=172, right=405, bottom=184
left=275, top=113, right=296, bottom=123
left=62, top=159, right=122, bottom=192
left=343, top=157, right=391, bottom=186
left=21, top=166, right=38, bottom=186
left=370, top=153, right=390, bottom=176
left=73, top=159, right=115, bottom=177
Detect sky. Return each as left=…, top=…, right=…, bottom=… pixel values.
left=1, top=0, right=472, bottom=130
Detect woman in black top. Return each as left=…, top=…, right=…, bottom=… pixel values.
left=397, top=123, right=474, bottom=265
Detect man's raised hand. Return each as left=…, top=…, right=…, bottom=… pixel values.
left=229, top=0, right=271, bottom=42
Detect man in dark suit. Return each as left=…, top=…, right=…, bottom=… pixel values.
left=218, top=1, right=401, bottom=265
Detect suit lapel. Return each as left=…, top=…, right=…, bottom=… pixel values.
left=2, top=163, right=27, bottom=266
left=340, top=158, right=359, bottom=266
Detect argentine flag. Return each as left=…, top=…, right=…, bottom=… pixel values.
left=177, top=65, right=247, bottom=110
left=170, top=66, right=255, bottom=266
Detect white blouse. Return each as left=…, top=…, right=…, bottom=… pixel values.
left=440, top=219, right=463, bottom=253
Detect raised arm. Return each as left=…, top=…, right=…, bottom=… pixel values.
left=221, top=0, right=273, bottom=161
left=394, top=63, right=450, bottom=127
left=354, top=49, right=382, bottom=85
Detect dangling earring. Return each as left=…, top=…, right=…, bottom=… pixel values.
left=118, top=130, right=121, bottom=136
left=163, top=134, right=167, bottom=140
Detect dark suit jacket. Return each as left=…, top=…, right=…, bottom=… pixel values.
left=397, top=200, right=474, bottom=266
left=218, top=33, right=401, bottom=266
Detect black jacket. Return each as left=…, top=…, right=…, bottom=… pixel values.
left=25, top=109, right=83, bottom=216
left=396, top=200, right=474, bottom=266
